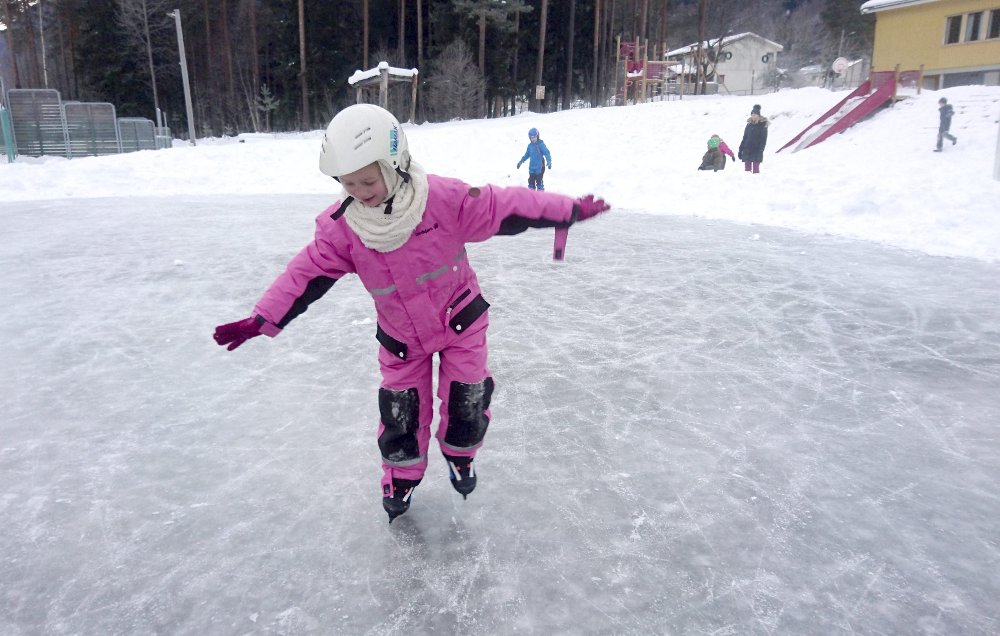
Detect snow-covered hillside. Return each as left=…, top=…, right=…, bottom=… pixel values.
left=3, top=85, right=999, bottom=261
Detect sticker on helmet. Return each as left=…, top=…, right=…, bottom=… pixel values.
left=389, top=125, right=399, bottom=156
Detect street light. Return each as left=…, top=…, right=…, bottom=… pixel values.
left=169, top=9, right=197, bottom=146
left=39, top=0, right=48, bottom=86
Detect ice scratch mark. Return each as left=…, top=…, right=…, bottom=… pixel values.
left=850, top=563, right=885, bottom=615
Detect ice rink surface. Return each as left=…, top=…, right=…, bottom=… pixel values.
left=2, top=195, right=999, bottom=635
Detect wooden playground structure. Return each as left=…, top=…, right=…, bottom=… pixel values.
left=347, top=61, right=419, bottom=123
left=614, top=37, right=693, bottom=105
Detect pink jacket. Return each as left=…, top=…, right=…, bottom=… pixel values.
left=719, top=141, right=736, bottom=161
left=253, top=175, right=576, bottom=355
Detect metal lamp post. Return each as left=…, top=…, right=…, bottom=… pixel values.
left=169, top=9, right=197, bottom=146
left=40, top=0, right=49, bottom=87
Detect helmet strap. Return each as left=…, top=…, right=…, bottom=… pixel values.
left=384, top=165, right=409, bottom=213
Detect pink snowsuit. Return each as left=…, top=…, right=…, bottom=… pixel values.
left=252, top=174, right=576, bottom=490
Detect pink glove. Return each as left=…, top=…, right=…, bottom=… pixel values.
left=574, top=194, right=610, bottom=222
left=213, top=315, right=278, bottom=351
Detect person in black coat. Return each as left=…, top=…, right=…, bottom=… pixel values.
left=738, top=104, right=769, bottom=174
left=935, top=97, right=957, bottom=152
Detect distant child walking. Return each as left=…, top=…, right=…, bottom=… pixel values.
left=517, top=127, right=552, bottom=190
left=738, top=104, right=769, bottom=174
left=213, top=104, right=610, bottom=523
left=935, top=97, right=957, bottom=152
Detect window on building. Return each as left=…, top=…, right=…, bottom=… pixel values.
left=988, top=9, right=1000, bottom=40
left=945, top=15, right=962, bottom=44
left=966, top=11, right=983, bottom=41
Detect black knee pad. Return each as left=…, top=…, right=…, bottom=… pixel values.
left=444, top=377, right=495, bottom=449
left=378, top=387, right=420, bottom=464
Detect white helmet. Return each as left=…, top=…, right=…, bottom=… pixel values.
left=318, top=103, right=409, bottom=178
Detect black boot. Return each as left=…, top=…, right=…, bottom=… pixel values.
left=382, top=478, right=421, bottom=523
left=443, top=453, right=477, bottom=499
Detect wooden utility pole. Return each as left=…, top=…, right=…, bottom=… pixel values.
left=140, top=0, right=161, bottom=121
left=1, top=1, right=21, bottom=87
left=533, top=0, right=548, bottom=112
left=512, top=8, right=521, bottom=113
left=221, top=0, right=234, bottom=107
left=298, top=0, right=309, bottom=129
left=416, top=0, right=423, bottom=70
left=249, top=0, right=259, bottom=95
left=592, top=0, right=601, bottom=106
left=563, top=0, right=576, bottom=110
left=399, top=0, right=406, bottom=64
left=656, top=0, right=667, bottom=59
left=640, top=0, right=649, bottom=41
left=363, top=0, right=369, bottom=69
left=416, top=0, right=423, bottom=119
left=696, top=0, right=706, bottom=94
left=477, top=7, right=487, bottom=74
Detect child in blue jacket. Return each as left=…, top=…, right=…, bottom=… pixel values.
left=516, top=127, right=552, bottom=191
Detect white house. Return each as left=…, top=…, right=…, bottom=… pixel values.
left=667, top=32, right=784, bottom=95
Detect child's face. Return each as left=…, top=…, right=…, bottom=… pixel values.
left=340, top=162, right=388, bottom=207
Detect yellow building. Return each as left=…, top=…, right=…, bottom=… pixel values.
left=860, top=0, right=1000, bottom=88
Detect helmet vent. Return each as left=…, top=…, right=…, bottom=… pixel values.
left=353, top=126, right=372, bottom=150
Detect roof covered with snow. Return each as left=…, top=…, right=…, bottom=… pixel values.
left=860, top=0, right=943, bottom=14
left=667, top=32, right=783, bottom=57
left=348, top=61, right=419, bottom=86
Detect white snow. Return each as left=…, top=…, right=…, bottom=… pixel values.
left=4, top=85, right=998, bottom=261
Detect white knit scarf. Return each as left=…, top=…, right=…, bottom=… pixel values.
left=342, top=159, right=429, bottom=253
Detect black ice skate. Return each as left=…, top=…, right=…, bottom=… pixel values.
left=382, top=478, right=421, bottom=523
left=443, top=453, right=477, bottom=499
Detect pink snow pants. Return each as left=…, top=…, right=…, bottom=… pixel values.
left=375, top=319, right=493, bottom=490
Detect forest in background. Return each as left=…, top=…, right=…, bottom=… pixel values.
left=0, top=0, right=873, bottom=136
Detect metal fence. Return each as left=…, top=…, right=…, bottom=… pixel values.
left=118, top=117, right=158, bottom=152
left=64, top=102, right=121, bottom=157
left=7, top=89, right=68, bottom=158
left=2, top=88, right=171, bottom=160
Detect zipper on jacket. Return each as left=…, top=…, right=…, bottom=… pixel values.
left=446, top=289, right=472, bottom=315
